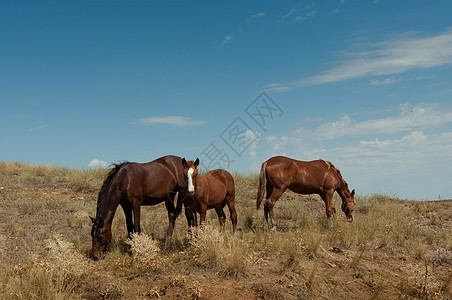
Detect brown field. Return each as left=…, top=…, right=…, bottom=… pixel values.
left=0, top=161, right=451, bottom=299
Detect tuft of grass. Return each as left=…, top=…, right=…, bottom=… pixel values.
left=125, top=233, right=161, bottom=270
left=189, top=224, right=249, bottom=277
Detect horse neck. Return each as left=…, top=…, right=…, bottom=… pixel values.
left=96, top=190, right=120, bottom=226
left=335, top=182, right=349, bottom=200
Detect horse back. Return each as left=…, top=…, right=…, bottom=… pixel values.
left=148, top=155, right=185, bottom=190
left=265, top=156, right=339, bottom=193
left=113, top=160, right=180, bottom=204
left=264, top=156, right=300, bottom=188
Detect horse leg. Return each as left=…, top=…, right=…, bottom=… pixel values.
left=132, top=199, right=141, bottom=233
left=199, top=204, right=208, bottom=227
left=185, top=208, right=194, bottom=236
left=164, top=195, right=178, bottom=238
left=264, top=187, right=285, bottom=230
left=226, top=194, right=238, bottom=233
left=263, top=183, right=273, bottom=228
left=321, top=189, right=336, bottom=228
left=120, top=201, right=134, bottom=238
left=215, top=207, right=226, bottom=233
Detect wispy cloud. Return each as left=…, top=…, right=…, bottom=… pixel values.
left=135, top=116, right=208, bottom=126
left=294, top=9, right=316, bottom=22
left=371, top=76, right=399, bottom=86
left=307, top=102, right=452, bottom=140
left=267, top=28, right=452, bottom=91
left=248, top=12, right=265, bottom=20
left=303, top=28, right=452, bottom=85
left=88, top=159, right=108, bottom=168
left=221, top=12, right=265, bottom=47
left=29, top=125, right=48, bottom=132
left=280, top=3, right=316, bottom=22
left=220, top=35, right=234, bottom=48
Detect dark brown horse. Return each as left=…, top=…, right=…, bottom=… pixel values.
left=180, top=158, right=237, bottom=232
left=90, top=155, right=186, bottom=260
left=256, top=156, right=355, bottom=228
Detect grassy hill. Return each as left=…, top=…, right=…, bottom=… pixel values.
left=0, top=161, right=451, bottom=299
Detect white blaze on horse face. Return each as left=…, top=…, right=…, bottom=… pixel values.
left=187, top=168, right=195, bottom=193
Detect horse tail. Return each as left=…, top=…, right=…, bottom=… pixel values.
left=96, top=162, right=128, bottom=217
left=256, top=161, right=267, bottom=209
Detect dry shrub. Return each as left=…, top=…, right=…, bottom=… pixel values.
left=43, top=234, right=91, bottom=277
left=189, top=224, right=248, bottom=277
left=125, top=233, right=160, bottom=269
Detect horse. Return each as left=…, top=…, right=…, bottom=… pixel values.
left=256, top=156, right=355, bottom=229
left=89, top=155, right=186, bottom=260
left=180, top=158, right=237, bottom=233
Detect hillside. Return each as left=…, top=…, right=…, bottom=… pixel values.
left=0, top=162, right=451, bottom=299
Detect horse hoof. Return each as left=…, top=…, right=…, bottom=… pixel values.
left=347, top=216, right=354, bottom=223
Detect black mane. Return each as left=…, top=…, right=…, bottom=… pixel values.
left=96, top=162, right=128, bottom=219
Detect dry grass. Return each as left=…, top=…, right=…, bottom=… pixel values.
left=0, top=162, right=451, bottom=299
left=188, top=224, right=249, bottom=277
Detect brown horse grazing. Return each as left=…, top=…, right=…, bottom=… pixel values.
left=256, top=156, right=355, bottom=228
left=89, top=155, right=186, bottom=260
left=180, top=158, right=237, bottom=232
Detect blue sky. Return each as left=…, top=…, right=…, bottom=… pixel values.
left=1, top=0, right=452, bottom=200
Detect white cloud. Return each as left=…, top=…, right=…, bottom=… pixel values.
left=269, top=28, right=452, bottom=90
left=265, top=135, right=289, bottom=153
left=265, top=135, right=279, bottom=141
left=88, top=159, right=108, bottom=168
left=248, top=12, right=265, bottom=20
left=220, top=35, right=234, bottom=48
left=371, top=76, right=399, bottom=86
left=307, top=102, right=452, bottom=140
left=280, top=4, right=316, bottom=22
left=294, top=10, right=316, bottom=22
left=245, top=129, right=258, bottom=160
left=135, top=116, right=208, bottom=126
left=29, top=125, right=48, bottom=132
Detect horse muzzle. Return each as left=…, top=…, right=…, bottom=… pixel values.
left=90, top=249, right=100, bottom=261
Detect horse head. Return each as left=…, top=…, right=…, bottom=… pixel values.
left=182, top=158, right=199, bottom=196
left=90, top=216, right=112, bottom=260
left=340, top=188, right=355, bottom=222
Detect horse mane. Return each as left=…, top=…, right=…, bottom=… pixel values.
left=320, top=159, right=346, bottom=185
left=96, top=162, right=128, bottom=219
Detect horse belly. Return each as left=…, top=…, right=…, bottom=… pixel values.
left=288, top=182, right=319, bottom=195
left=206, top=189, right=226, bottom=208
left=141, top=196, right=165, bottom=206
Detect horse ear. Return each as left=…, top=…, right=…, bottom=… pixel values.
left=182, top=157, right=187, bottom=167
left=351, top=189, right=355, bottom=197
left=194, top=158, right=200, bottom=167
left=89, top=216, right=95, bottom=224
